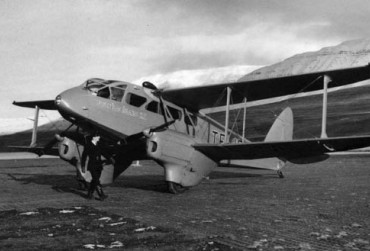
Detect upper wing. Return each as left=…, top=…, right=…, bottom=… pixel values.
left=162, top=64, right=370, bottom=111
left=13, top=100, right=56, bottom=110
left=193, top=135, right=370, bottom=161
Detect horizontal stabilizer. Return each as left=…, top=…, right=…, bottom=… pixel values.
left=222, top=107, right=293, bottom=170
left=13, top=100, right=56, bottom=110
left=194, top=135, right=370, bottom=162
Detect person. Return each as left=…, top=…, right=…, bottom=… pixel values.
left=83, top=134, right=108, bottom=201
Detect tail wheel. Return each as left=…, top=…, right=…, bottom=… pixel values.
left=167, top=181, right=188, bottom=194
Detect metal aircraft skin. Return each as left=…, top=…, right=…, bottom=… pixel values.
left=13, top=64, right=370, bottom=193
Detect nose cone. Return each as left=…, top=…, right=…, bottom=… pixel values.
left=55, top=95, right=62, bottom=106
left=55, top=93, right=70, bottom=116
left=55, top=87, right=87, bottom=122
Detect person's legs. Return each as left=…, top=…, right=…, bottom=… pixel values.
left=87, top=166, right=99, bottom=199
left=95, top=184, right=108, bottom=200
left=94, top=167, right=107, bottom=200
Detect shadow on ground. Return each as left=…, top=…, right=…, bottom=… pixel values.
left=6, top=166, right=280, bottom=196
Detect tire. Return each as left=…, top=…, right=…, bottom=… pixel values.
left=167, top=181, right=188, bottom=194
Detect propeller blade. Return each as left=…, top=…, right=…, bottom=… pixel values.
left=142, top=81, right=168, bottom=124
left=42, top=123, right=74, bottom=153
left=126, top=120, right=176, bottom=142
left=142, top=81, right=158, bottom=90
left=150, top=120, right=176, bottom=133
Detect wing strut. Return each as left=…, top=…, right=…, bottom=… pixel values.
left=321, top=75, right=331, bottom=138
left=30, top=105, right=40, bottom=147
left=242, top=97, right=247, bottom=142
left=224, top=87, right=232, bottom=143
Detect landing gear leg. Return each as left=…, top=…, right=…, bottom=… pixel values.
left=276, top=161, right=285, bottom=178
left=167, top=182, right=188, bottom=194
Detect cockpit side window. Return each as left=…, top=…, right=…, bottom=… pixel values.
left=126, top=93, right=147, bottom=107
left=110, top=87, right=125, bottom=102
left=97, top=87, right=110, bottom=99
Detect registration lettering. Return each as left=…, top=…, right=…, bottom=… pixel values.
left=97, top=101, right=147, bottom=120
left=211, top=130, right=242, bottom=144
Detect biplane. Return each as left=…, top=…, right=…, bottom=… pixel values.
left=13, top=64, right=370, bottom=193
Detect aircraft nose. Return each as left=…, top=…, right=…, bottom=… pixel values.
left=54, top=87, right=87, bottom=122
left=54, top=94, right=71, bottom=116
left=55, top=95, right=62, bottom=106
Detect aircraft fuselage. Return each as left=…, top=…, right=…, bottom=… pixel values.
left=56, top=78, right=243, bottom=145
left=53, top=78, right=246, bottom=191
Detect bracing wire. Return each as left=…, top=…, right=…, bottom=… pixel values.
left=198, top=88, right=228, bottom=140
left=230, top=75, right=324, bottom=140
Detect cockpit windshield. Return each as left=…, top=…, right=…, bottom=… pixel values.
left=83, top=78, right=128, bottom=102
left=84, top=79, right=124, bottom=92
left=84, top=78, right=107, bottom=92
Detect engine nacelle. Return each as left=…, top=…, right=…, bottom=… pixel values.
left=58, top=137, right=81, bottom=161
left=146, top=130, right=217, bottom=187
left=57, top=136, right=119, bottom=185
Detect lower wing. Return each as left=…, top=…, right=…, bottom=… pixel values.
left=13, top=100, right=56, bottom=110
left=9, top=146, right=59, bottom=156
left=193, top=135, right=370, bottom=162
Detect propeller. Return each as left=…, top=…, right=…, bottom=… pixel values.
left=143, top=120, right=176, bottom=137
left=143, top=81, right=168, bottom=124
left=121, top=81, right=176, bottom=142
left=40, top=123, right=74, bottom=155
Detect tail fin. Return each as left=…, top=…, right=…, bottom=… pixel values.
left=223, top=107, right=294, bottom=171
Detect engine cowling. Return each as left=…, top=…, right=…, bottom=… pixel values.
left=58, top=137, right=80, bottom=161
left=57, top=136, right=120, bottom=185
left=146, top=130, right=217, bottom=187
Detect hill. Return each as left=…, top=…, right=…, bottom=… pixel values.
left=239, top=39, right=370, bottom=81
left=210, top=39, right=370, bottom=141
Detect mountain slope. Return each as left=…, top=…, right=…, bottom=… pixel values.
left=222, top=39, right=370, bottom=140
left=239, top=39, right=370, bottom=81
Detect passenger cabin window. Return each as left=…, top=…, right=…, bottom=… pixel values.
left=167, top=106, right=182, bottom=120
left=126, top=93, right=147, bottom=107
left=111, top=87, right=125, bottom=102
left=146, top=101, right=162, bottom=114
left=97, top=87, right=110, bottom=99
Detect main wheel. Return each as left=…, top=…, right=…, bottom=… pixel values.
left=167, top=181, right=188, bottom=194
left=277, top=170, right=284, bottom=178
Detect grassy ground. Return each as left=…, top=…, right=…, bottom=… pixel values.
left=0, top=156, right=370, bottom=250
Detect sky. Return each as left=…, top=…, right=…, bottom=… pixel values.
left=2, top=0, right=370, bottom=122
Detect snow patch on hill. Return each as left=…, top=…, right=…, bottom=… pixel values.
left=133, top=65, right=261, bottom=89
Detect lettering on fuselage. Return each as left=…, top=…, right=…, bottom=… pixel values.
left=97, top=100, right=147, bottom=120
left=211, top=130, right=242, bottom=144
